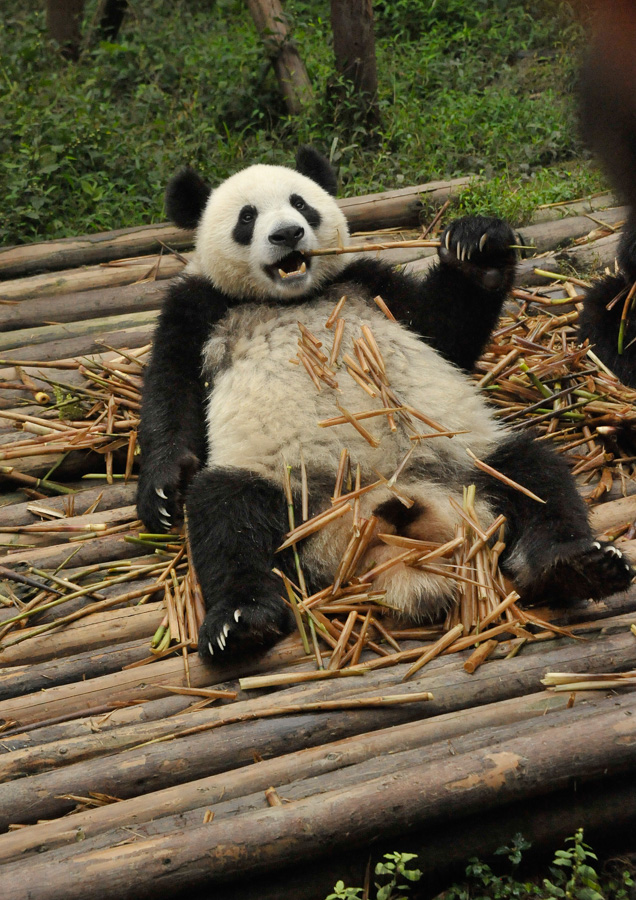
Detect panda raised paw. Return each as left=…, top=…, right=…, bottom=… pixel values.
left=438, top=216, right=517, bottom=291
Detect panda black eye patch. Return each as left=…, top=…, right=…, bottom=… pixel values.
left=290, top=194, right=321, bottom=229
left=233, top=205, right=258, bottom=245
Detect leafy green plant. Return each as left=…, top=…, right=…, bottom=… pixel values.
left=326, top=832, right=635, bottom=900
left=325, top=851, right=422, bottom=900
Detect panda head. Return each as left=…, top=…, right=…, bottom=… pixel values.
left=166, top=147, right=351, bottom=302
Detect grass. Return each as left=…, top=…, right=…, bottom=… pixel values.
left=0, top=0, right=607, bottom=245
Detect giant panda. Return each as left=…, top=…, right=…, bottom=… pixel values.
left=137, top=147, right=633, bottom=660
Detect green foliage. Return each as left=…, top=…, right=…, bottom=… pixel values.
left=326, top=832, right=635, bottom=900
left=325, top=852, right=422, bottom=900
left=1, top=0, right=602, bottom=245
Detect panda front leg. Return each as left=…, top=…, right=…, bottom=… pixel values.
left=476, top=432, right=633, bottom=604
left=185, top=467, right=293, bottom=660
left=413, top=215, right=517, bottom=371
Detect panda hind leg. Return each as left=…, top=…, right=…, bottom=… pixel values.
left=185, top=467, right=293, bottom=661
left=477, top=433, right=633, bottom=605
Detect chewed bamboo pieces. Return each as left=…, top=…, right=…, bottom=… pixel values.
left=542, top=671, right=636, bottom=692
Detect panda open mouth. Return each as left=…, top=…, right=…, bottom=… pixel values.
left=264, top=251, right=311, bottom=284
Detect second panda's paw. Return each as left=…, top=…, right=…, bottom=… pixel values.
left=439, top=216, right=516, bottom=291
left=197, top=577, right=293, bottom=662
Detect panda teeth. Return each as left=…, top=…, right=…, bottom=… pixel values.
left=299, top=261, right=307, bottom=274
left=278, top=268, right=289, bottom=279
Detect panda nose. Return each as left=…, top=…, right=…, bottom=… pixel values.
left=269, top=225, right=305, bottom=249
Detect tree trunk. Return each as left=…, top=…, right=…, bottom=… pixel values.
left=246, top=0, right=313, bottom=115
left=46, top=0, right=85, bottom=60
left=330, top=0, right=379, bottom=126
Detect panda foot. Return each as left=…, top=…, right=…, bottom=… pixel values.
left=521, top=541, right=633, bottom=607
left=439, top=216, right=516, bottom=291
left=197, top=578, right=292, bottom=662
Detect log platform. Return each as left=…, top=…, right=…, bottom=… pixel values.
left=0, top=181, right=635, bottom=900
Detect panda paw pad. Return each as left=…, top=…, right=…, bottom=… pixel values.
left=534, top=540, right=633, bottom=606
left=197, top=587, right=291, bottom=663
left=439, top=216, right=516, bottom=291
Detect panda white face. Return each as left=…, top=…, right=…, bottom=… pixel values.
left=189, top=164, right=351, bottom=301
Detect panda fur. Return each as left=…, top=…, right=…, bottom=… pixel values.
left=137, top=147, right=633, bottom=660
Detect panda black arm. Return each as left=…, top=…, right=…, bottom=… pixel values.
left=137, top=275, right=229, bottom=533
left=340, top=216, right=516, bottom=372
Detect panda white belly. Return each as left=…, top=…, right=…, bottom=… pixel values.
left=202, top=291, right=502, bottom=489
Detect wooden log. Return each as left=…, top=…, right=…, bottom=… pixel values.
left=0, top=638, right=150, bottom=701
left=2, top=186, right=620, bottom=284
left=558, top=231, right=621, bottom=270
left=2, top=695, right=634, bottom=899
left=33, top=692, right=624, bottom=858
left=517, top=205, right=627, bottom=254
left=0, top=627, right=633, bottom=827
left=0, top=223, right=193, bottom=281
left=0, top=603, right=163, bottom=671
left=0, top=691, right=196, bottom=754
left=590, top=492, right=636, bottom=533
left=0, top=689, right=586, bottom=861
left=195, top=772, right=636, bottom=900
left=0, top=324, right=153, bottom=364
left=0, top=533, right=148, bottom=582
left=0, top=634, right=305, bottom=727
left=341, top=177, right=475, bottom=233
left=528, top=191, right=617, bottom=224
left=0, top=254, right=186, bottom=304
left=0, top=280, right=164, bottom=333
left=0, top=482, right=137, bottom=528
left=0, top=309, right=157, bottom=354
left=246, top=0, right=312, bottom=115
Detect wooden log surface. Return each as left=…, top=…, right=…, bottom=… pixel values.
left=2, top=693, right=634, bottom=900
left=0, top=280, right=165, bottom=333
left=0, top=308, right=158, bottom=354
left=0, top=688, right=576, bottom=861
left=0, top=482, right=137, bottom=527
left=0, top=626, right=633, bottom=828
left=0, top=254, right=186, bottom=303
left=0, top=324, right=153, bottom=364
left=0, top=223, right=194, bottom=281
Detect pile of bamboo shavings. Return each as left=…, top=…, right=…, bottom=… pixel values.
left=475, top=290, right=636, bottom=502
left=0, top=343, right=151, bottom=489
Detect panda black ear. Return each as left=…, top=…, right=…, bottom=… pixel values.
left=165, top=167, right=211, bottom=230
left=295, top=146, right=338, bottom=196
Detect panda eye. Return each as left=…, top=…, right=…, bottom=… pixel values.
left=239, top=206, right=256, bottom=224
left=292, top=197, right=306, bottom=211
